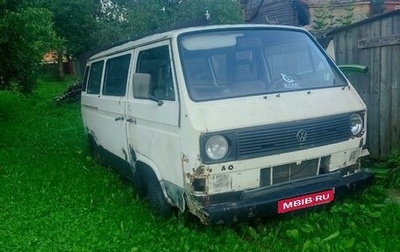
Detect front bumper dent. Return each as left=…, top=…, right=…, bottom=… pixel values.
left=196, top=169, right=374, bottom=225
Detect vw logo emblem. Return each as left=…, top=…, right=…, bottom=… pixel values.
left=296, top=129, right=307, bottom=142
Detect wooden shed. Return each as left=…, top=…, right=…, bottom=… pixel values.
left=327, top=10, right=400, bottom=160
left=241, top=0, right=310, bottom=26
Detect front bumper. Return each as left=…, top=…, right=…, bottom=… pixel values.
left=196, top=169, right=374, bottom=224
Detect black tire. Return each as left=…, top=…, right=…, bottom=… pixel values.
left=88, top=135, right=103, bottom=164
left=144, top=171, right=173, bottom=218
left=132, top=170, right=145, bottom=198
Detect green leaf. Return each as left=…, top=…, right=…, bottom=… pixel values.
left=320, top=231, right=340, bottom=244
left=248, top=226, right=259, bottom=240
left=287, top=229, right=300, bottom=241
left=302, top=240, right=312, bottom=252
left=343, top=238, right=356, bottom=249
left=369, top=211, right=381, bottom=218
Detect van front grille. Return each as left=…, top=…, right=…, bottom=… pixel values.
left=237, top=114, right=350, bottom=159
left=260, top=159, right=319, bottom=187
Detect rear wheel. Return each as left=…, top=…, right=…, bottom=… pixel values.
left=88, top=135, right=103, bottom=164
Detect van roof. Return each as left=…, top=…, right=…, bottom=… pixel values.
left=88, top=24, right=305, bottom=61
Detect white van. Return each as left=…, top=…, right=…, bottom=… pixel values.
left=81, top=24, right=373, bottom=224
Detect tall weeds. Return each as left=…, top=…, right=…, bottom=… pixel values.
left=385, top=150, right=400, bottom=189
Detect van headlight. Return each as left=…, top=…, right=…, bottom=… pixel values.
left=350, top=113, right=363, bottom=136
left=205, top=135, right=229, bottom=160
left=200, top=133, right=237, bottom=164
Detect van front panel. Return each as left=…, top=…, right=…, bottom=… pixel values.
left=176, top=26, right=373, bottom=224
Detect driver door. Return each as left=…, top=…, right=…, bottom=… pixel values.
left=125, top=41, right=182, bottom=189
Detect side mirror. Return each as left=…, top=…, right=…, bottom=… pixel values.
left=338, top=64, right=369, bottom=74
left=133, top=73, right=151, bottom=99
left=132, top=73, right=164, bottom=106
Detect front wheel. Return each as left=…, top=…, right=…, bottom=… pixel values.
left=143, top=171, right=173, bottom=218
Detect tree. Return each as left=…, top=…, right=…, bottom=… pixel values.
left=39, top=0, right=103, bottom=57
left=105, top=0, right=243, bottom=40
left=39, top=0, right=243, bottom=77
left=171, top=0, right=243, bottom=24
left=31, top=0, right=104, bottom=78
left=1, top=0, right=243, bottom=90
left=312, top=0, right=355, bottom=35
left=0, top=0, right=59, bottom=93
left=38, top=0, right=242, bottom=60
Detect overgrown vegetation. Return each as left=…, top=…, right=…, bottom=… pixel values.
left=0, top=1, right=59, bottom=93
left=386, top=151, right=400, bottom=188
left=1, top=80, right=400, bottom=251
left=1, top=0, right=242, bottom=94
left=312, top=0, right=355, bottom=35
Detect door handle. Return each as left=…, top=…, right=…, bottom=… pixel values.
left=115, top=116, right=124, bottom=121
left=126, top=118, right=136, bottom=124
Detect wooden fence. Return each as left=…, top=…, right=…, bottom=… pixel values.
left=328, top=10, right=400, bottom=160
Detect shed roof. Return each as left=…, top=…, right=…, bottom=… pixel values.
left=327, top=9, right=400, bottom=35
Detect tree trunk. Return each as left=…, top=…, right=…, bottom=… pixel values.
left=58, top=51, right=65, bottom=79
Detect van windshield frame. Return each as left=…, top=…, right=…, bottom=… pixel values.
left=177, top=28, right=348, bottom=102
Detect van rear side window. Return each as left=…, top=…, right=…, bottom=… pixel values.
left=87, top=61, right=104, bottom=94
left=103, top=54, right=131, bottom=96
left=81, top=66, right=90, bottom=91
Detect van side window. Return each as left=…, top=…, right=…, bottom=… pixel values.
left=82, top=66, right=90, bottom=91
left=103, top=54, right=131, bottom=96
left=87, top=61, right=104, bottom=94
left=135, top=46, right=175, bottom=100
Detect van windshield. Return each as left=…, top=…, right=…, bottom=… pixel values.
left=178, top=28, right=347, bottom=102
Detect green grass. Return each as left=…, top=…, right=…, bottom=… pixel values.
left=1, top=80, right=400, bottom=251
